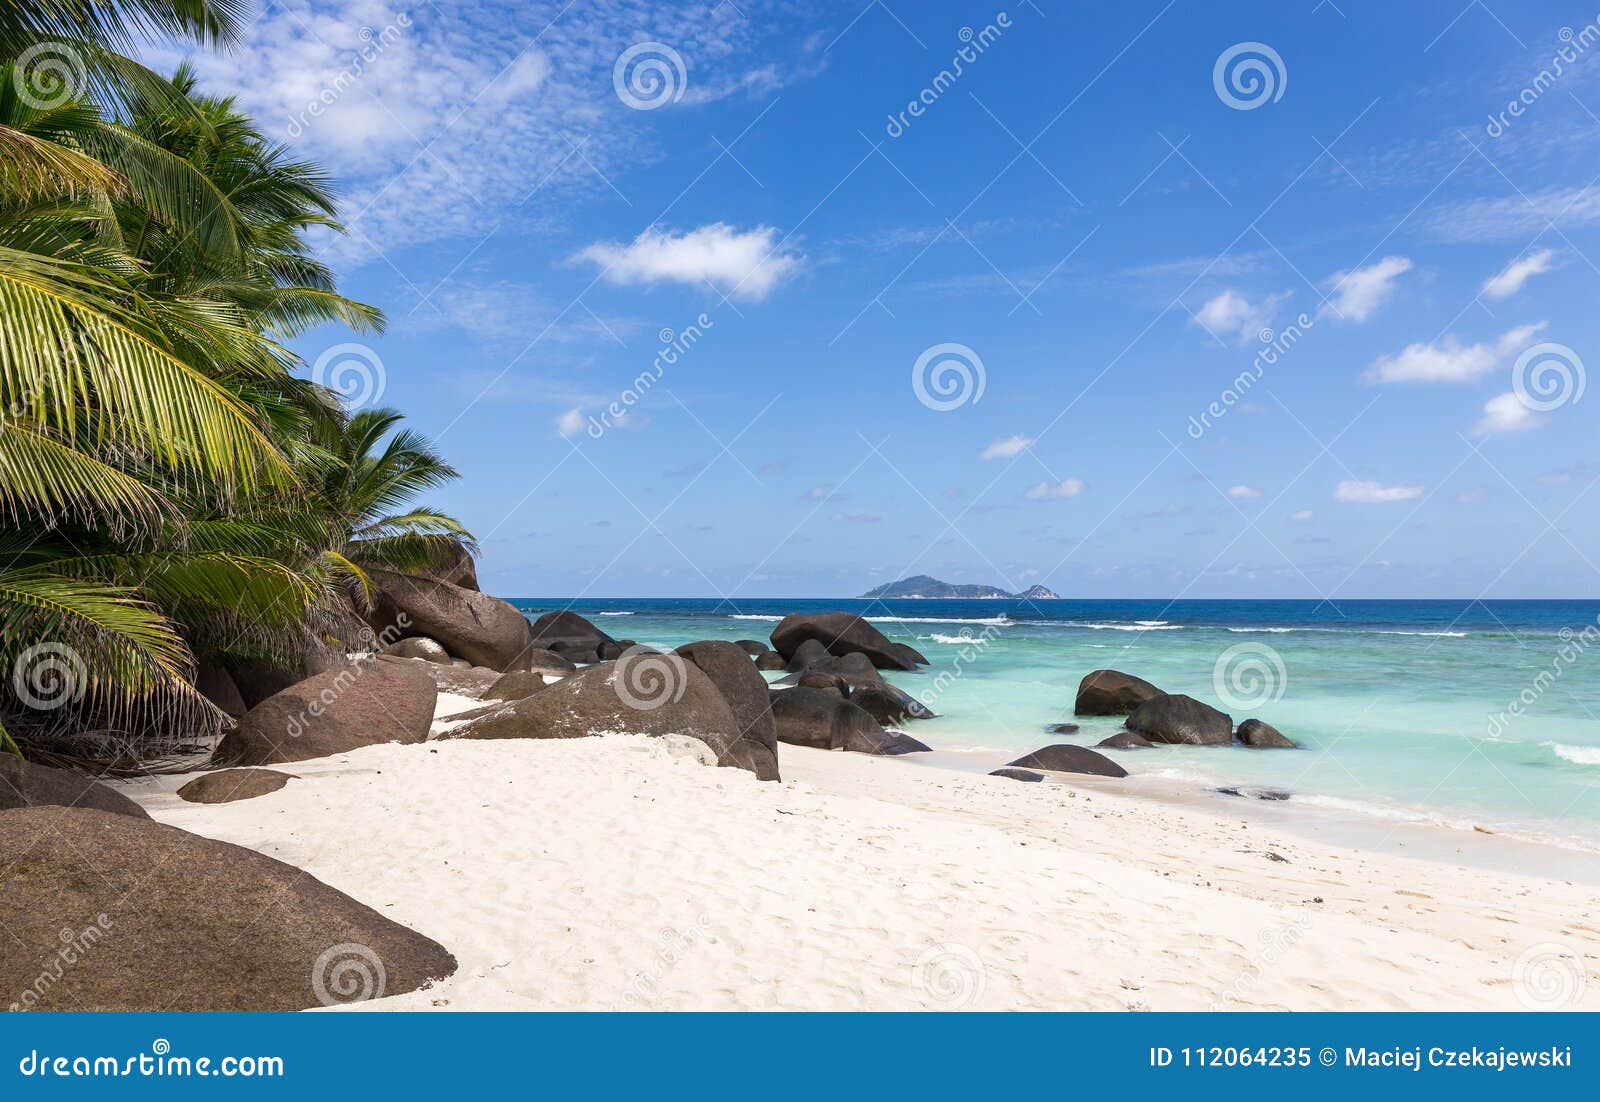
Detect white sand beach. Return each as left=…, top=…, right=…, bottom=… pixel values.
left=121, top=691, right=1600, bottom=1012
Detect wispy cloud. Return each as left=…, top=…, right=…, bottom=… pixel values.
left=1227, top=485, right=1262, bottom=500
left=1335, top=479, right=1423, bottom=503
left=556, top=408, right=585, bottom=437
left=1480, top=249, right=1555, bottom=300
left=979, top=434, right=1035, bottom=460
left=1190, top=290, right=1285, bottom=343
left=575, top=223, right=802, bottom=300
left=1364, top=323, right=1544, bottom=384
left=1024, top=478, right=1085, bottom=501
left=1322, top=256, right=1411, bottom=322
left=1425, top=185, right=1600, bottom=242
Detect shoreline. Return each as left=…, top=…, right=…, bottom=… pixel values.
left=118, top=716, right=1600, bottom=1011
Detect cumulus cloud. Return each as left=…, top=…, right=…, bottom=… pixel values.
left=1227, top=485, right=1262, bottom=500
left=1322, top=256, right=1411, bottom=322
left=556, top=408, right=586, bottom=437
left=1472, top=392, right=1544, bottom=435
left=1191, top=290, right=1285, bottom=343
left=1290, top=509, right=1313, bottom=521
left=1364, top=323, right=1545, bottom=384
left=979, top=434, right=1035, bottom=460
left=1024, top=478, right=1085, bottom=501
left=1335, top=480, right=1423, bottom=504
left=1481, top=250, right=1555, bottom=300
left=575, top=223, right=802, bottom=300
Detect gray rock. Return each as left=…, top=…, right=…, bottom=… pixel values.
left=177, top=768, right=294, bottom=804
left=1006, top=744, right=1128, bottom=778
left=1045, top=722, right=1081, bottom=735
left=1237, top=718, right=1296, bottom=748
left=1074, top=669, right=1162, bottom=716
left=675, top=640, right=779, bottom=781
left=0, top=757, right=149, bottom=819
left=990, top=767, right=1044, bottom=782
left=848, top=684, right=935, bottom=724
left=770, top=612, right=928, bottom=670
left=1097, top=731, right=1154, bottom=749
left=1125, top=694, right=1233, bottom=746
left=382, top=636, right=452, bottom=664
left=485, top=669, right=551, bottom=701
left=525, top=611, right=616, bottom=664
left=370, top=571, right=535, bottom=672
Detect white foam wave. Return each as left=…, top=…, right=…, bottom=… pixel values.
left=1373, top=630, right=1468, bottom=637
left=596, top=611, right=634, bottom=616
left=1547, top=743, right=1600, bottom=766
left=872, top=615, right=1011, bottom=626
left=1226, top=627, right=1296, bottom=634
left=928, top=632, right=993, bottom=645
left=728, top=614, right=781, bottom=621
left=1062, top=621, right=1183, bottom=632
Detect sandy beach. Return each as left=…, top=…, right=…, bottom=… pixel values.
left=120, top=691, right=1600, bottom=1012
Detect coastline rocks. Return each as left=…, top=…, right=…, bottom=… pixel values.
left=444, top=660, right=760, bottom=776
left=428, top=663, right=503, bottom=698
left=0, top=757, right=149, bottom=819
left=382, top=636, right=452, bottom=664
left=1236, top=718, right=1296, bottom=748
left=1045, top=722, right=1080, bottom=735
left=0, top=807, right=457, bottom=1011
left=754, top=649, right=788, bottom=671
left=1097, top=731, right=1154, bottom=750
left=213, top=656, right=436, bottom=766
left=991, top=767, right=1044, bottom=783
left=796, top=670, right=850, bottom=697
left=1074, top=669, right=1162, bottom=716
left=195, top=658, right=247, bottom=718
left=1217, top=786, right=1290, bottom=801
left=1125, top=694, right=1232, bottom=746
left=770, top=613, right=927, bottom=671
left=1006, top=744, right=1128, bottom=778
left=525, top=610, right=616, bottom=664
left=485, top=669, right=550, bottom=702
left=785, top=638, right=831, bottom=672
left=370, top=571, right=535, bottom=672
left=849, top=684, right=936, bottom=724
left=734, top=640, right=767, bottom=656
left=177, top=768, right=294, bottom=804
left=517, top=648, right=578, bottom=677
left=419, top=539, right=479, bottom=591
left=675, top=640, right=779, bottom=781
left=768, top=687, right=928, bottom=756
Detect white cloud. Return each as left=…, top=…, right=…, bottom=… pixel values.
left=1290, top=509, right=1313, bottom=521
left=1472, top=391, right=1544, bottom=435
left=575, top=223, right=802, bottom=300
left=1426, top=186, right=1600, bottom=243
left=979, top=434, right=1035, bottom=460
left=1024, top=478, right=1085, bottom=501
left=1481, top=250, right=1555, bottom=300
left=556, top=408, right=586, bottom=437
left=1335, top=480, right=1423, bottom=504
left=1227, top=485, right=1262, bottom=499
left=1364, top=323, right=1545, bottom=384
left=1322, top=256, right=1411, bottom=322
left=1191, top=290, right=1285, bottom=343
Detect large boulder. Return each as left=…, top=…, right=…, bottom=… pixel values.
left=444, top=658, right=761, bottom=776
left=769, top=688, right=929, bottom=755
left=796, top=671, right=850, bottom=697
left=1075, top=669, right=1162, bottom=716
left=754, top=650, right=788, bottom=671
left=428, top=663, right=503, bottom=699
left=525, top=611, right=616, bottom=664
left=784, top=637, right=831, bottom=673
left=419, top=539, right=478, bottom=591
left=519, top=647, right=577, bottom=676
left=1006, top=744, right=1128, bottom=778
left=848, top=684, right=936, bottom=724
left=770, top=613, right=928, bottom=671
left=485, top=669, right=549, bottom=702
left=675, top=641, right=779, bottom=781
left=382, top=636, right=452, bottom=664
left=0, top=757, right=148, bottom=819
left=734, top=639, right=768, bottom=656
left=370, top=571, right=535, bottom=672
left=1097, top=731, right=1154, bottom=749
left=195, top=658, right=247, bottom=718
left=991, top=767, right=1044, bottom=783
left=0, top=807, right=456, bottom=1010
left=226, top=645, right=344, bottom=711
left=1125, top=694, right=1233, bottom=746
left=177, top=768, right=294, bottom=804
left=213, top=656, right=436, bottom=766
left=1237, top=718, right=1296, bottom=749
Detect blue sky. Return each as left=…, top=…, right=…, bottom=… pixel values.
left=172, top=1, right=1600, bottom=598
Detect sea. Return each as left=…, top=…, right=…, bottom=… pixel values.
left=507, top=597, right=1600, bottom=850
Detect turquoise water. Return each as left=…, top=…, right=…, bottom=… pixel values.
left=508, top=598, right=1600, bottom=847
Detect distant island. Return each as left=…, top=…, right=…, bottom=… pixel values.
left=859, top=575, right=1062, bottom=600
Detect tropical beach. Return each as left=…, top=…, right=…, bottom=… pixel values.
left=4, top=0, right=1600, bottom=1026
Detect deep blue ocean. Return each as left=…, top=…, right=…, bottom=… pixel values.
left=508, top=597, right=1600, bottom=846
